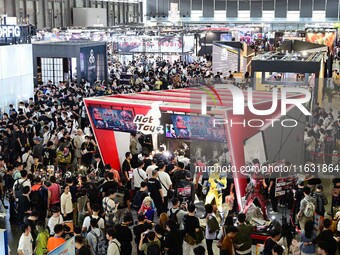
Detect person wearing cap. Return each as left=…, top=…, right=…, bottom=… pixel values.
left=18, top=223, right=33, bottom=255
left=73, top=129, right=85, bottom=166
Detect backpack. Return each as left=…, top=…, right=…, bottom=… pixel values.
left=147, top=242, right=161, bottom=255
left=315, top=193, right=324, bottom=215
left=207, top=215, right=220, bottom=234
left=30, top=186, right=43, bottom=209
left=114, top=187, right=125, bottom=206
left=87, top=184, right=101, bottom=205
left=90, top=230, right=107, bottom=255
left=88, top=215, right=101, bottom=232
left=132, top=191, right=143, bottom=210
left=14, top=179, right=27, bottom=199
left=304, top=199, right=315, bottom=217
left=169, top=208, right=180, bottom=226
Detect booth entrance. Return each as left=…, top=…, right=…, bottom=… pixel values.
left=84, top=85, right=307, bottom=211
left=32, top=41, right=108, bottom=85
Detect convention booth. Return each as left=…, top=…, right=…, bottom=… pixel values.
left=212, top=41, right=254, bottom=75
left=84, top=85, right=307, bottom=211
left=251, top=40, right=328, bottom=106
left=32, top=41, right=108, bottom=86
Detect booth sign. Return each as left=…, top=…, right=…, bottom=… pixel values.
left=133, top=102, right=164, bottom=135
left=0, top=26, right=21, bottom=38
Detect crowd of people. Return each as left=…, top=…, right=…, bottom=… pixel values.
left=304, top=103, right=340, bottom=165
left=0, top=54, right=338, bottom=255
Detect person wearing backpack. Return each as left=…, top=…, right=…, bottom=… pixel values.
left=132, top=181, right=149, bottom=210
left=30, top=176, right=49, bottom=222
left=86, top=218, right=107, bottom=255
left=13, top=169, right=31, bottom=205
left=115, top=180, right=131, bottom=224
left=106, top=228, right=121, bottom=255
left=139, top=231, right=161, bottom=255
left=17, top=186, right=32, bottom=225
left=21, top=147, right=34, bottom=172
left=168, top=197, right=187, bottom=230
left=312, top=185, right=328, bottom=226
left=297, top=186, right=316, bottom=231
left=82, top=204, right=105, bottom=233
left=102, top=189, right=119, bottom=228
left=204, top=204, right=219, bottom=255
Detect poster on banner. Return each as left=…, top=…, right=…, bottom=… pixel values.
left=48, top=236, right=75, bottom=255
left=275, top=176, right=297, bottom=197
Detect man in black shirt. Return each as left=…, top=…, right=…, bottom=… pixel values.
left=312, top=219, right=337, bottom=255
left=115, top=214, right=133, bottom=255
left=147, top=170, right=164, bottom=216
left=183, top=204, right=200, bottom=249
left=101, top=172, right=118, bottom=197
left=42, top=141, right=56, bottom=167
left=75, top=235, right=92, bottom=255
left=133, top=214, right=153, bottom=255
left=263, top=229, right=281, bottom=255
left=173, top=162, right=188, bottom=189
left=93, top=154, right=105, bottom=177
left=122, top=152, right=132, bottom=189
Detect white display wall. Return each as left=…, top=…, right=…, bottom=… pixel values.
left=0, top=44, right=34, bottom=114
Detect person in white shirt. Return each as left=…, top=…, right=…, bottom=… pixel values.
left=48, top=206, right=64, bottom=235
left=145, top=159, right=158, bottom=179
left=157, top=162, right=172, bottom=212
left=17, top=223, right=33, bottom=255
left=106, top=228, right=121, bottom=255
left=22, top=148, right=34, bottom=172
left=60, top=185, right=73, bottom=221
left=134, top=161, right=147, bottom=190
left=13, top=170, right=31, bottom=199
left=82, top=204, right=105, bottom=233
left=205, top=204, right=219, bottom=255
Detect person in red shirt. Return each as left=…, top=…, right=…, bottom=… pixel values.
left=48, top=175, right=61, bottom=209
left=47, top=224, right=65, bottom=252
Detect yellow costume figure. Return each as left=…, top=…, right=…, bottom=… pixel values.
left=205, top=171, right=227, bottom=213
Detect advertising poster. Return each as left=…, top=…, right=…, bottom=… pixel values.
left=48, top=237, right=75, bottom=255
left=88, top=106, right=136, bottom=132
left=306, top=31, right=336, bottom=50
left=117, top=36, right=194, bottom=53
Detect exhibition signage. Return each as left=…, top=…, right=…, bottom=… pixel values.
left=48, top=236, right=75, bottom=255
left=0, top=25, right=21, bottom=38
left=133, top=102, right=164, bottom=134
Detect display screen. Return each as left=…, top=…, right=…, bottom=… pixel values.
left=165, top=114, right=226, bottom=142
left=88, top=106, right=136, bottom=132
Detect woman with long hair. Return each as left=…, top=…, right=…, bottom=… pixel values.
left=300, top=221, right=316, bottom=255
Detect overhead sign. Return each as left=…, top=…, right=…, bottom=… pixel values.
left=0, top=25, right=20, bottom=38
left=133, top=102, right=164, bottom=135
